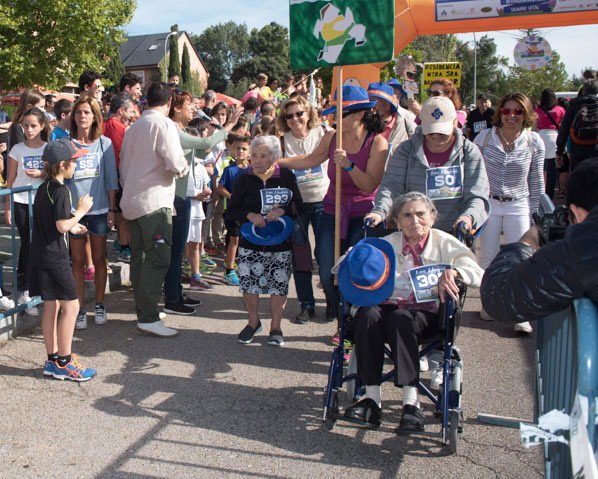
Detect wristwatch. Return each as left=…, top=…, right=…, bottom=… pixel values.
left=344, top=161, right=355, bottom=172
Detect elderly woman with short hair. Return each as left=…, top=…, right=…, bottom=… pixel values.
left=342, top=192, right=483, bottom=431
left=226, top=136, right=303, bottom=346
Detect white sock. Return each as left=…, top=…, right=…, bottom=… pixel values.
left=403, top=385, right=419, bottom=408
left=365, top=385, right=381, bottom=407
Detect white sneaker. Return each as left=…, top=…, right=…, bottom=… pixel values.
left=0, top=296, right=15, bottom=311
left=19, top=291, right=39, bottom=317
left=419, top=356, right=429, bottom=372
left=514, top=321, right=533, bottom=334
left=137, top=320, right=178, bottom=338
left=75, top=309, right=88, bottom=330
left=159, top=312, right=166, bottom=320
left=479, top=309, right=494, bottom=321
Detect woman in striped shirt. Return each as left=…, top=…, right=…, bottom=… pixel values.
left=474, top=92, right=545, bottom=333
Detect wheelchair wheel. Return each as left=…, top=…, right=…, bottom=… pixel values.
left=324, top=390, right=339, bottom=431
left=449, top=410, right=459, bottom=454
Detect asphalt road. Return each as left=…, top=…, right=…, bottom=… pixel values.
left=0, top=240, right=543, bottom=479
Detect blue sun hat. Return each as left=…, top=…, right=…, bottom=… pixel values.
left=240, top=215, right=294, bottom=246
left=338, top=238, right=396, bottom=307
left=367, top=82, right=398, bottom=114
left=386, top=78, right=407, bottom=101
left=321, top=85, right=377, bottom=116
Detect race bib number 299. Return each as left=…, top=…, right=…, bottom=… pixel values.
left=260, top=187, right=292, bottom=214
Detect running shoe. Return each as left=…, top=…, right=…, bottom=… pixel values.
left=0, top=296, right=15, bottom=311
left=75, top=308, right=88, bottom=330
left=200, top=254, right=217, bottom=268
left=268, top=330, right=284, bottom=347
left=52, top=355, right=97, bottom=382
left=43, top=360, right=57, bottom=377
left=95, top=303, right=107, bottom=325
left=19, top=291, right=39, bottom=317
left=224, top=271, right=240, bottom=285
left=238, top=322, right=262, bottom=344
left=117, top=248, right=131, bottom=262
left=190, top=278, right=215, bottom=291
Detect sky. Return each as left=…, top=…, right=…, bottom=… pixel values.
left=126, top=1, right=596, bottom=79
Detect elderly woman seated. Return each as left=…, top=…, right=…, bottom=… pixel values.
left=338, top=192, right=484, bottom=431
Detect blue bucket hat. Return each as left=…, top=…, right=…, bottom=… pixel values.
left=386, top=78, right=407, bottom=102
left=338, top=238, right=396, bottom=307
left=321, top=85, right=377, bottom=116
left=368, top=82, right=398, bottom=114
left=240, top=216, right=294, bottom=246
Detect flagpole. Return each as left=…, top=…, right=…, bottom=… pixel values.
left=334, top=66, right=343, bottom=286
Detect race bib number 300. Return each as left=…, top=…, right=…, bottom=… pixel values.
left=74, top=153, right=100, bottom=180
left=23, top=155, right=44, bottom=171
left=408, top=264, right=450, bottom=303
left=426, top=165, right=463, bottom=200
left=260, top=187, right=292, bottom=214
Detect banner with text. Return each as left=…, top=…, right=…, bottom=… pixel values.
left=423, top=62, right=462, bottom=88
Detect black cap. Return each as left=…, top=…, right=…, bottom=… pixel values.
left=43, top=137, right=89, bottom=165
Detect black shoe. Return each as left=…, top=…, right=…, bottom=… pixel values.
left=344, top=397, right=382, bottom=427
left=325, top=301, right=337, bottom=322
left=238, top=321, right=262, bottom=344
left=164, top=301, right=196, bottom=316
left=181, top=294, right=201, bottom=307
left=267, top=330, right=284, bottom=346
left=294, top=307, right=315, bottom=324
left=396, top=404, right=424, bottom=432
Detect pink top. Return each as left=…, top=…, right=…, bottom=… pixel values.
left=535, top=105, right=565, bottom=130
left=323, top=132, right=377, bottom=238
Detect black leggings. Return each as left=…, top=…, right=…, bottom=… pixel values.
left=13, top=202, right=31, bottom=290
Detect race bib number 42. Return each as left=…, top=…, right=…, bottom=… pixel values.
left=23, top=155, right=44, bottom=171
left=426, top=165, right=463, bottom=200
left=260, top=187, right=292, bottom=214
left=74, top=153, right=100, bottom=180
left=408, top=264, right=450, bottom=303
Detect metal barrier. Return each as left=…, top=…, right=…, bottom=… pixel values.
left=535, top=298, right=598, bottom=479
left=0, top=184, right=43, bottom=328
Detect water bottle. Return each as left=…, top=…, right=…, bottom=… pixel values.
left=448, top=357, right=463, bottom=408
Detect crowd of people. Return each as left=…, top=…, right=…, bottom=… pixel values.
left=0, top=65, right=596, bottom=433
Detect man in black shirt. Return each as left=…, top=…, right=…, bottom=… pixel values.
left=466, top=94, right=495, bottom=141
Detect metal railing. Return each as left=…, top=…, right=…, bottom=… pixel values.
left=535, top=298, right=598, bottom=478
left=0, top=184, right=43, bottom=325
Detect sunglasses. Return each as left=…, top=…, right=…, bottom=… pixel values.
left=426, top=89, right=443, bottom=97
left=284, top=111, right=305, bottom=120
left=500, top=107, right=524, bottom=116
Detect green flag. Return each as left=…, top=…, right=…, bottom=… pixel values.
left=290, top=0, right=395, bottom=70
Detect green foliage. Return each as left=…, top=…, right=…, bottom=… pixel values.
left=0, top=0, right=135, bottom=90
left=189, top=71, right=204, bottom=98
left=168, top=34, right=181, bottom=79
left=103, top=46, right=126, bottom=93
left=181, top=43, right=191, bottom=90
left=506, top=50, right=573, bottom=102
left=191, top=21, right=250, bottom=93
left=411, top=35, right=458, bottom=62
left=249, top=22, right=289, bottom=59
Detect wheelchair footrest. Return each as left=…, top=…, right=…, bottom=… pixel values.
left=326, top=410, right=380, bottom=429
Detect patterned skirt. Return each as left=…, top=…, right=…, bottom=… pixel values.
left=237, top=247, right=292, bottom=296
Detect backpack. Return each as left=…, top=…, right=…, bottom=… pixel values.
left=570, top=95, right=598, bottom=145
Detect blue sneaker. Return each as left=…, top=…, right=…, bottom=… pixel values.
left=118, top=247, right=131, bottom=262
left=200, top=254, right=217, bottom=268
left=52, top=355, right=97, bottom=382
left=224, top=271, right=240, bottom=285
left=43, top=360, right=57, bottom=377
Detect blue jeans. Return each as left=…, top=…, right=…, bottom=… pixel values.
left=319, top=212, right=365, bottom=317
left=292, top=201, right=323, bottom=310
left=164, top=196, right=191, bottom=304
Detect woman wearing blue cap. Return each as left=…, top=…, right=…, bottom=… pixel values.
left=339, top=192, right=483, bottom=431
left=227, top=136, right=302, bottom=346
left=278, top=85, right=388, bottom=324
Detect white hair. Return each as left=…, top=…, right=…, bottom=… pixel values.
left=250, top=135, right=281, bottom=163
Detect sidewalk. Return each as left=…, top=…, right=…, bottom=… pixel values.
left=0, top=235, right=542, bottom=478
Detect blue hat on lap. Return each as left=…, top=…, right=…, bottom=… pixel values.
left=241, top=216, right=294, bottom=246
left=338, top=238, right=396, bottom=307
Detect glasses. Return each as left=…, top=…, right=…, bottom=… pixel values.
left=284, top=111, right=305, bottom=120
left=500, top=107, right=524, bottom=116
left=426, top=89, right=443, bottom=97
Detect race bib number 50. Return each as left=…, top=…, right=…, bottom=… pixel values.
left=260, top=187, right=292, bottom=214
left=408, top=264, right=450, bottom=303
left=426, top=166, right=463, bottom=201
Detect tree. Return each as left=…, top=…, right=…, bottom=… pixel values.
left=181, top=43, right=191, bottom=90
left=411, top=34, right=458, bottom=63
left=103, top=46, right=126, bottom=93
left=168, top=32, right=180, bottom=79
left=0, top=0, right=135, bottom=90
left=505, top=50, right=573, bottom=102
left=191, top=21, right=250, bottom=92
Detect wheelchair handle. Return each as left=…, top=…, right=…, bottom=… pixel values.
left=456, top=222, right=474, bottom=248
left=364, top=218, right=371, bottom=238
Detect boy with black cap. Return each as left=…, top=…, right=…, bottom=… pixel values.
left=30, top=137, right=97, bottom=381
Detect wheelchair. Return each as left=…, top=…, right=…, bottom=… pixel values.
left=322, top=221, right=472, bottom=454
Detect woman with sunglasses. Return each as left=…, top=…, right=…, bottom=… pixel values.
left=275, top=95, right=329, bottom=324
left=408, top=78, right=466, bottom=128
left=474, top=92, right=545, bottom=333
left=278, top=85, right=388, bottom=323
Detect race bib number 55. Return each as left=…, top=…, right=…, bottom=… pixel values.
left=74, top=153, right=100, bottom=180
left=408, top=264, right=450, bottom=303
left=260, top=187, right=292, bottom=214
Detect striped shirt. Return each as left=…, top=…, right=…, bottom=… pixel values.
left=474, top=127, right=545, bottom=214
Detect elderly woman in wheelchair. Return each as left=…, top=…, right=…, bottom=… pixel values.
left=338, top=192, right=484, bottom=431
